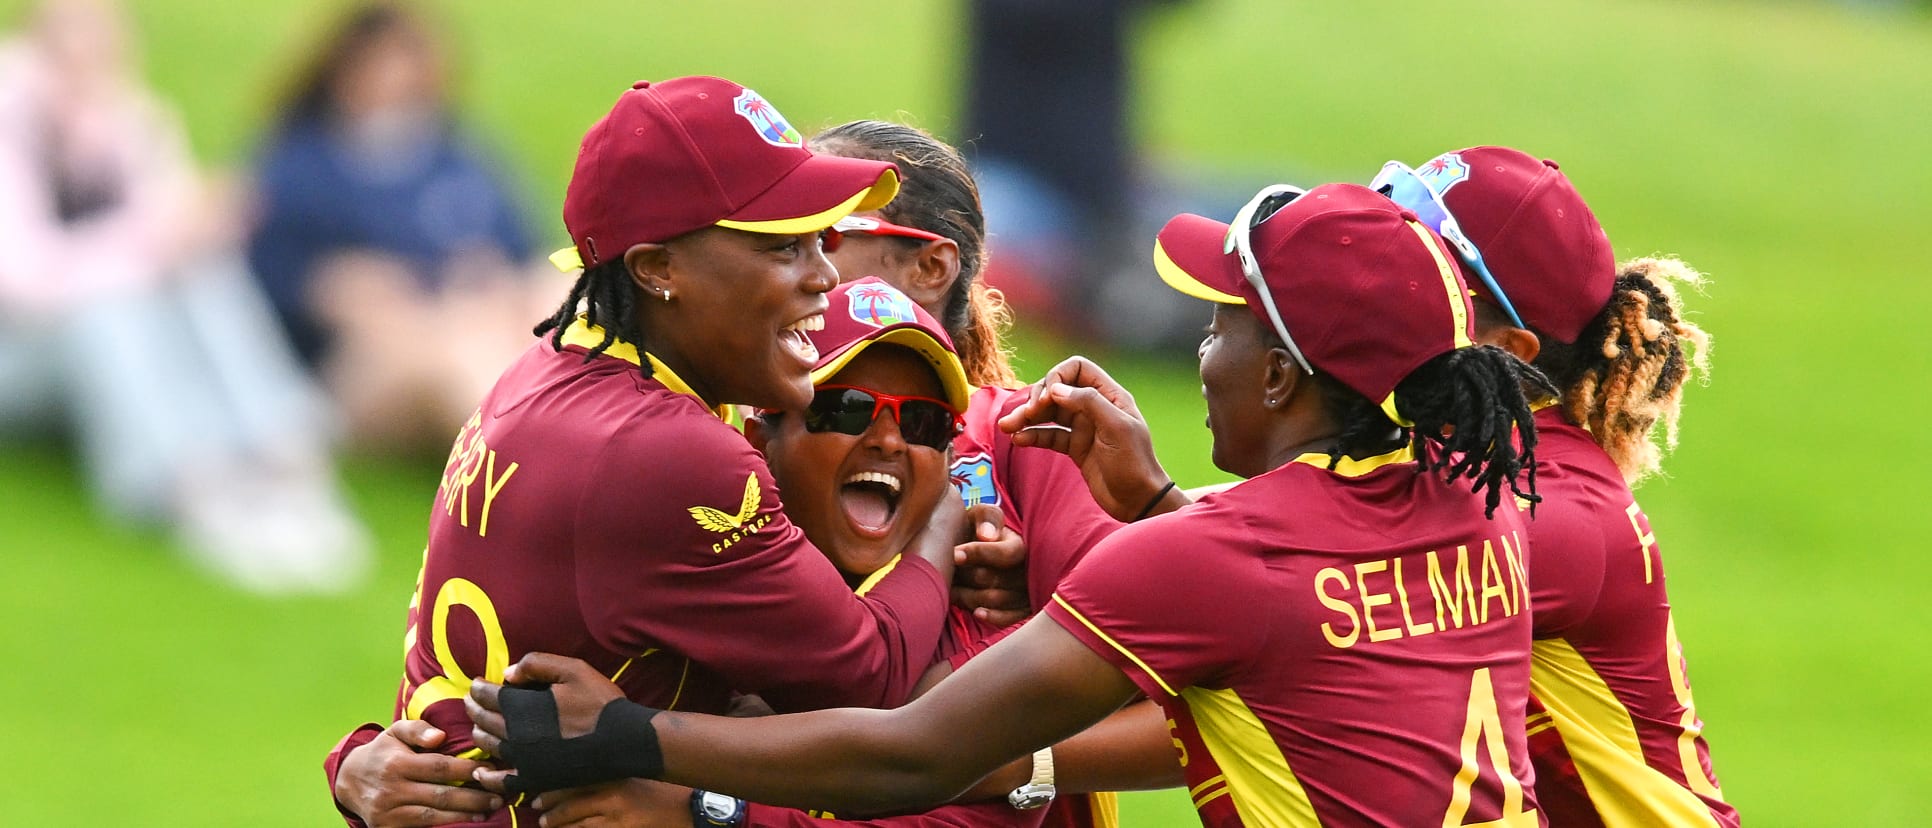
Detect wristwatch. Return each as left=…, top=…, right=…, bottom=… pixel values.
left=690, top=789, right=748, bottom=827
left=1007, top=747, right=1057, bottom=810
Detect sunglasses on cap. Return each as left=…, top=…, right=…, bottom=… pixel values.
left=828, top=215, right=950, bottom=249
left=1368, top=161, right=1526, bottom=329
left=799, top=385, right=962, bottom=451
left=1223, top=184, right=1316, bottom=376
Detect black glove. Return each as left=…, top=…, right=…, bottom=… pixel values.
left=496, top=685, right=666, bottom=795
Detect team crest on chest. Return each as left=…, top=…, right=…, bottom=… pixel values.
left=950, top=453, right=1000, bottom=507
left=847, top=283, right=919, bottom=327
left=1417, top=152, right=1470, bottom=195
left=732, top=89, right=803, bottom=148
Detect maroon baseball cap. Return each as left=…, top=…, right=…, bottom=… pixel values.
left=808, top=278, right=971, bottom=412
left=1424, top=146, right=1615, bottom=343
left=1153, top=183, right=1476, bottom=424
left=558, top=76, right=900, bottom=268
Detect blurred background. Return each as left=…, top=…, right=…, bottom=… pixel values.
left=1, top=0, right=1927, bottom=823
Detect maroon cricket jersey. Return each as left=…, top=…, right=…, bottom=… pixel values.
left=1046, top=448, right=1543, bottom=828
left=950, top=385, right=1127, bottom=618
left=1521, top=408, right=1736, bottom=827
left=395, top=321, right=948, bottom=826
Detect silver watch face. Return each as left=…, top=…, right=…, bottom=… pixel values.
left=1008, top=783, right=1056, bottom=810
left=699, top=791, right=739, bottom=819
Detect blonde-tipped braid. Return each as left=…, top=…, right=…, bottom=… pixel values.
left=1546, top=257, right=1712, bottom=485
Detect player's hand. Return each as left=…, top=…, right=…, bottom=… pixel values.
left=996, top=356, right=1175, bottom=522
left=953, top=504, right=1030, bottom=625
left=336, top=720, right=501, bottom=827
left=532, top=779, right=696, bottom=828
left=467, top=653, right=626, bottom=793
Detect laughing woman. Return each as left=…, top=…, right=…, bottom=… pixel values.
left=323, top=78, right=964, bottom=828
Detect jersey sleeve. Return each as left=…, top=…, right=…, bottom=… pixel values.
left=574, top=413, right=949, bottom=712
left=991, top=393, right=1127, bottom=609
left=321, top=722, right=384, bottom=828
left=744, top=800, right=1048, bottom=828
left=1042, top=512, right=1267, bottom=698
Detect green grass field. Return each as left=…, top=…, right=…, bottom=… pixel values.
left=3, top=0, right=1929, bottom=824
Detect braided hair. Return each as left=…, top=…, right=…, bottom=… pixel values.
left=1320, top=345, right=1557, bottom=518
left=810, top=120, right=1020, bottom=388
left=533, top=256, right=650, bottom=371
left=1534, top=257, right=1711, bottom=485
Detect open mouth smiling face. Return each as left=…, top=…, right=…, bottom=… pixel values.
left=753, top=345, right=953, bottom=580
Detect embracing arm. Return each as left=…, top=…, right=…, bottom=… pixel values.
left=471, top=616, right=1139, bottom=815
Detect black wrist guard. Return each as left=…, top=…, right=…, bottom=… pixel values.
left=497, top=686, right=665, bottom=795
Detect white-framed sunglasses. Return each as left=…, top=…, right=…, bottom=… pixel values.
left=1222, top=184, right=1315, bottom=375
left=1368, top=160, right=1527, bottom=329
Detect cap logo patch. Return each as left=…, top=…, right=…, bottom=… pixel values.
left=950, top=453, right=1000, bottom=507
left=847, top=283, right=919, bottom=328
left=1418, top=152, right=1470, bottom=195
left=732, top=88, right=802, bottom=148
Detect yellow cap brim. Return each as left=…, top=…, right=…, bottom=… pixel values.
left=1153, top=239, right=1245, bottom=305
left=810, top=326, right=972, bottom=414
left=716, top=168, right=901, bottom=235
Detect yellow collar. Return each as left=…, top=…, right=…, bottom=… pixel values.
left=559, top=318, right=736, bottom=422
left=1288, top=444, right=1415, bottom=478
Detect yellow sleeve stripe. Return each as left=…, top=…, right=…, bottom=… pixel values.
left=1051, top=594, right=1178, bottom=696
left=1194, top=786, right=1233, bottom=809
left=1189, top=774, right=1228, bottom=799
left=853, top=554, right=902, bottom=597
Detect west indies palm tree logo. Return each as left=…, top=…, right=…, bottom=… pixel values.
left=846, top=282, right=919, bottom=327
left=1417, top=152, right=1470, bottom=195
left=732, top=88, right=803, bottom=148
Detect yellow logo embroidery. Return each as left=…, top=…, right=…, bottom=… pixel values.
left=689, top=473, right=773, bottom=553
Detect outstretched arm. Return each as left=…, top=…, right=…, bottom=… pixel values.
left=469, top=615, right=1139, bottom=816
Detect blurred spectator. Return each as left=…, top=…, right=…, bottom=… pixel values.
left=0, top=0, right=370, bottom=593
left=248, top=1, right=545, bottom=452
left=963, top=0, right=1193, bottom=344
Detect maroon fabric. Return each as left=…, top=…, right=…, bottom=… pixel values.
left=390, top=338, right=948, bottom=826
left=1155, top=183, right=1477, bottom=408
left=563, top=76, right=895, bottom=263
left=1047, top=452, right=1541, bottom=827
left=1523, top=409, right=1737, bottom=826
left=1428, top=146, right=1616, bottom=343
left=322, top=723, right=384, bottom=828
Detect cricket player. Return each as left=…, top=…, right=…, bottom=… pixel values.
left=1374, top=146, right=1735, bottom=826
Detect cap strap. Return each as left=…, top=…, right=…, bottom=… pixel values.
left=1404, top=220, right=1475, bottom=350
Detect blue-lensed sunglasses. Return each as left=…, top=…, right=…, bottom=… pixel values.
left=1368, top=161, right=1526, bottom=329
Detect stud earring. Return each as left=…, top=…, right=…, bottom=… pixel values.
left=660, top=289, right=672, bottom=302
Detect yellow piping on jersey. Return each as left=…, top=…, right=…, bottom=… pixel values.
left=1288, top=445, right=1415, bottom=477
left=1051, top=595, right=1178, bottom=697
left=853, top=554, right=902, bottom=597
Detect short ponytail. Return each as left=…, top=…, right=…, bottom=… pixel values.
left=1396, top=346, right=1557, bottom=518
left=1535, top=257, right=1711, bottom=485
left=1321, top=345, right=1555, bottom=518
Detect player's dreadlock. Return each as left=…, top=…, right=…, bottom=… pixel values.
left=810, top=120, right=1020, bottom=389
left=1535, top=257, right=1711, bottom=485
left=1320, top=345, right=1557, bottom=518
left=533, top=256, right=651, bottom=372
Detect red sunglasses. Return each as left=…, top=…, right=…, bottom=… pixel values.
left=822, top=216, right=949, bottom=253
left=797, top=385, right=961, bottom=450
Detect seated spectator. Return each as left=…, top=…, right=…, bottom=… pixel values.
left=0, top=0, right=369, bottom=594
left=248, top=0, right=546, bottom=452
